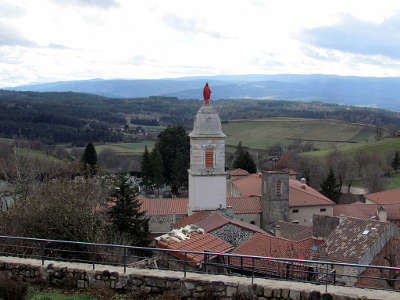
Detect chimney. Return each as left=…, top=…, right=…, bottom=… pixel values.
left=377, top=206, right=387, bottom=222
left=274, top=224, right=281, bottom=237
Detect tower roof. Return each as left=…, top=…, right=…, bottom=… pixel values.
left=190, top=104, right=225, bottom=138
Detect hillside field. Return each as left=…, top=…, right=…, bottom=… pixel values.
left=222, top=118, right=379, bottom=150
left=302, top=137, right=400, bottom=160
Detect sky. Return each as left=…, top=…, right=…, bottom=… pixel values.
left=2, top=0, right=400, bottom=87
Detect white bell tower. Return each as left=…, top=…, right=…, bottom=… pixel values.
left=188, top=102, right=227, bottom=214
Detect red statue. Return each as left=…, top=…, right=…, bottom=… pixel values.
left=203, top=82, right=211, bottom=104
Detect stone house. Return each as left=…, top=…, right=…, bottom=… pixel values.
left=313, top=215, right=400, bottom=286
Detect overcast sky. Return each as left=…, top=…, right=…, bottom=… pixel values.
left=2, top=0, right=400, bottom=87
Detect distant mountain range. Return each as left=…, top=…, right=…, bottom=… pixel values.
left=6, top=74, right=400, bottom=111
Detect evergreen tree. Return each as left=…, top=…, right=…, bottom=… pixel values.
left=392, top=151, right=400, bottom=171
left=320, top=168, right=341, bottom=203
left=150, top=145, right=164, bottom=191
left=157, top=125, right=189, bottom=195
left=233, top=141, right=257, bottom=173
left=81, top=142, right=97, bottom=176
left=140, top=146, right=153, bottom=191
left=108, top=173, right=149, bottom=247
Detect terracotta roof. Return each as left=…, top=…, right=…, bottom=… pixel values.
left=231, top=176, right=334, bottom=207
left=140, top=196, right=262, bottom=216
left=365, top=189, right=400, bottom=205
left=227, top=196, right=261, bottom=214
left=192, top=213, right=266, bottom=234
left=156, top=232, right=232, bottom=264
left=334, top=203, right=400, bottom=221
left=139, top=197, right=188, bottom=216
left=174, top=211, right=211, bottom=229
left=231, top=174, right=262, bottom=197
left=289, top=179, right=335, bottom=207
left=232, top=233, right=323, bottom=260
left=265, top=221, right=313, bottom=241
left=229, top=168, right=250, bottom=176
left=315, top=216, right=391, bottom=263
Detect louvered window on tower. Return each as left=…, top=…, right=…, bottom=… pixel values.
left=205, top=148, right=214, bottom=168
left=276, top=179, right=281, bottom=197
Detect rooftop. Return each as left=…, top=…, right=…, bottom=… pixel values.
left=365, top=189, right=400, bottom=205
left=229, top=168, right=250, bottom=176
left=289, top=179, right=335, bottom=207
left=140, top=196, right=262, bottom=216
left=232, top=233, right=323, bottom=260
left=156, top=231, right=232, bottom=264
left=230, top=176, right=334, bottom=207
left=315, top=216, right=392, bottom=263
left=265, top=221, right=313, bottom=241
left=193, top=213, right=266, bottom=234
left=334, top=202, right=400, bottom=221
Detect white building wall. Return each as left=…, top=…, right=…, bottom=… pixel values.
left=189, top=174, right=226, bottom=213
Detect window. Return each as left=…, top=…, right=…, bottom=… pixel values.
left=320, top=208, right=326, bottom=212
left=276, top=179, right=281, bottom=197
left=292, top=209, right=299, bottom=213
left=250, top=221, right=255, bottom=225
left=205, top=148, right=214, bottom=168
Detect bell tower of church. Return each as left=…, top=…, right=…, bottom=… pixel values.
left=188, top=84, right=227, bottom=214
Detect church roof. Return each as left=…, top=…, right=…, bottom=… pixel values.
left=189, top=104, right=225, bottom=138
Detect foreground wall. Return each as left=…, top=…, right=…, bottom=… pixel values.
left=0, top=257, right=395, bottom=300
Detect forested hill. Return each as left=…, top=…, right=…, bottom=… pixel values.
left=0, top=89, right=399, bottom=145
left=8, top=74, right=400, bottom=111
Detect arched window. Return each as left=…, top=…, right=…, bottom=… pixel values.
left=205, top=148, right=214, bottom=168
left=276, top=179, right=281, bottom=197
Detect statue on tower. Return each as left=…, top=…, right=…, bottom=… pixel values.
left=203, top=82, right=211, bottom=105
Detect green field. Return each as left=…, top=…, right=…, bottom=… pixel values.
left=385, top=173, right=400, bottom=190
left=302, top=137, right=400, bottom=160
left=222, top=118, right=378, bottom=150
left=93, top=141, right=155, bottom=155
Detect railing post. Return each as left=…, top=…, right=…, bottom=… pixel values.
left=183, top=252, right=187, bottom=278
left=123, top=247, right=127, bottom=274
left=240, top=256, right=243, bottom=271
left=333, top=269, right=336, bottom=285
left=251, top=257, right=255, bottom=285
left=227, top=255, right=231, bottom=275
left=40, top=241, right=45, bottom=266
left=325, top=264, right=329, bottom=293
left=92, top=245, right=96, bottom=271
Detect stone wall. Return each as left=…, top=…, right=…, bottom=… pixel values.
left=0, top=258, right=392, bottom=300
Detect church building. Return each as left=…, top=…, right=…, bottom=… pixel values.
left=140, top=83, right=334, bottom=234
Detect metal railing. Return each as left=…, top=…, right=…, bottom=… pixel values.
left=0, top=235, right=399, bottom=291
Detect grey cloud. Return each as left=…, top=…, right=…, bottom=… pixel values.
left=163, top=14, right=224, bottom=39
left=0, top=23, right=37, bottom=47
left=52, top=0, right=119, bottom=9
left=299, top=14, right=400, bottom=59
left=301, top=46, right=340, bottom=62
left=47, top=43, right=73, bottom=50
left=0, top=3, right=25, bottom=18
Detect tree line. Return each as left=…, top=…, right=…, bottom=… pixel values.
left=1, top=90, right=400, bottom=145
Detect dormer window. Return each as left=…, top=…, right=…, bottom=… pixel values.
left=205, top=148, right=214, bottom=168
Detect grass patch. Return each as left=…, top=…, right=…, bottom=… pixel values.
left=302, top=137, right=400, bottom=160
left=222, top=118, right=377, bottom=150
left=385, top=173, right=400, bottom=190
left=28, top=291, right=101, bottom=300
left=95, top=141, right=155, bottom=155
